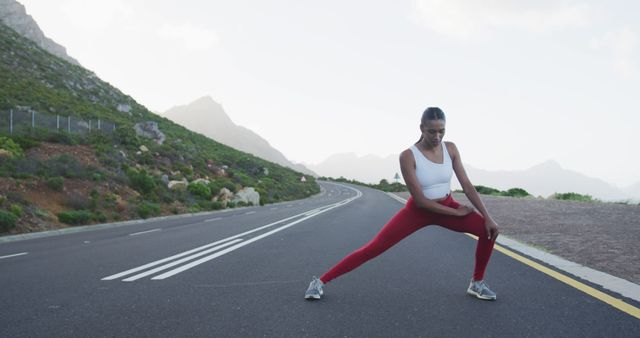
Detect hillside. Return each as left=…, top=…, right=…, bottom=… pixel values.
left=0, top=22, right=319, bottom=235
left=163, top=96, right=316, bottom=176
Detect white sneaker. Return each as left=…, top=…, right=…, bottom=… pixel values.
left=304, top=276, right=324, bottom=300
left=467, top=279, right=497, bottom=300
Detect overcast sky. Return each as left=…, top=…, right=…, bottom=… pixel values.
left=19, top=0, right=639, bottom=187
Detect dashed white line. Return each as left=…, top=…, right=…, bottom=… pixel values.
left=204, top=217, right=222, bottom=222
left=129, top=228, right=161, bottom=236
left=244, top=211, right=256, bottom=215
left=0, top=252, right=28, bottom=259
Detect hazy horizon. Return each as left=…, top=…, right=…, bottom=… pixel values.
left=17, top=0, right=639, bottom=187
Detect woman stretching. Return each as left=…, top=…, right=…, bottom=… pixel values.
left=305, top=107, right=500, bottom=301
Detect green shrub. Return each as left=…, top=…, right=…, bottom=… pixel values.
left=0, top=137, right=24, bottom=157
left=210, top=201, right=223, bottom=210
left=136, top=202, right=160, bottom=219
left=127, top=169, right=156, bottom=195
left=553, top=192, right=593, bottom=202
left=0, top=210, right=18, bottom=232
left=209, top=177, right=237, bottom=195
left=475, top=185, right=501, bottom=195
left=502, top=188, right=530, bottom=198
left=8, top=135, right=40, bottom=151
left=10, top=204, right=22, bottom=217
left=57, top=210, right=93, bottom=225
left=46, top=154, right=86, bottom=178
left=188, top=182, right=211, bottom=199
left=46, top=176, right=64, bottom=191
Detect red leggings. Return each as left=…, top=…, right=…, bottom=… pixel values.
left=320, top=195, right=496, bottom=284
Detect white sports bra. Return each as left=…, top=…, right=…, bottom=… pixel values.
left=409, top=142, right=453, bottom=200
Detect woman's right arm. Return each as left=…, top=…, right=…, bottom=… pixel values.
left=399, top=149, right=469, bottom=216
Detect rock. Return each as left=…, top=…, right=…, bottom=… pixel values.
left=0, top=149, right=12, bottom=158
left=135, top=151, right=142, bottom=155
left=161, top=174, right=169, bottom=184
left=139, top=145, right=149, bottom=152
left=134, top=121, right=166, bottom=145
left=193, top=178, right=210, bottom=185
left=232, top=187, right=260, bottom=206
left=117, top=103, right=132, bottom=113
left=263, top=167, right=269, bottom=175
left=217, top=188, right=234, bottom=202
left=0, top=0, right=80, bottom=65
left=118, top=150, right=127, bottom=158
left=168, top=178, right=188, bottom=190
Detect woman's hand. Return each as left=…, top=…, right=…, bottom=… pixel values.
left=485, top=218, right=499, bottom=241
left=455, top=205, right=474, bottom=216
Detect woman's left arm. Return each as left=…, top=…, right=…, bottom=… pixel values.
left=447, top=142, right=499, bottom=240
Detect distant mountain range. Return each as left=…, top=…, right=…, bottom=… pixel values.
left=0, top=0, right=79, bottom=65
left=306, top=153, right=640, bottom=201
left=162, top=96, right=316, bottom=176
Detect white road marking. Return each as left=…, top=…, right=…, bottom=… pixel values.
left=204, top=217, right=222, bottom=222
left=152, top=190, right=362, bottom=280
left=244, top=211, right=256, bottom=215
left=122, top=239, right=243, bottom=282
left=129, top=229, right=161, bottom=236
left=269, top=207, right=278, bottom=211
left=104, top=182, right=362, bottom=281
left=0, top=252, right=28, bottom=259
left=102, top=237, right=242, bottom=280
left=103, top=207, right=328, bottom=281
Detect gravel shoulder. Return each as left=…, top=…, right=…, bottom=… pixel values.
left=393, top=191, right=640, bottom=285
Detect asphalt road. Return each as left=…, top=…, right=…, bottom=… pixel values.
left=1, top=181, right=639, bottom=337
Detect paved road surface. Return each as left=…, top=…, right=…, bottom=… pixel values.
left=1, top=181, right=639, bottom=337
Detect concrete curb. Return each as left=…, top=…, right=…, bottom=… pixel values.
left=0, top=187, right=327, bottom=244
left=385, top=192, right=640, bottom=303
left=0, top=207, right=240, bottom=244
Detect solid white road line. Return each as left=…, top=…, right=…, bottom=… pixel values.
left=152, top=193, right=361, bottom=280
left=104, top=182, right=362, bottom=281
left=122, top=239, right=243, bottom=282
left=104, top=205, right=333, bottom=281
left=0, top=252, right=28, bottom=259
left=129, top=229, right=161, bottom=236
left=102, top=236, right=241, bottom=280
left=204, top=217, right=222, bottom=222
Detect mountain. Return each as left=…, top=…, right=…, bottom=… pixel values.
left=309, top=152, right=635, bottom=201
left=306, top=152, right=401, bottom=185
left=464, top=160, right=629, bottom=200
left=0, top=0, right=79, bottom=65
left=162, top=96, right=316, bottom=176
left=0, top=19, right=319, bottom=234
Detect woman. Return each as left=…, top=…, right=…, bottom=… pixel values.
left=305, top=107, right=500, bottom=301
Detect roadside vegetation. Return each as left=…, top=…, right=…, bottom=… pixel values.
left=320, top=176, right=408, bottom=192
left=0, top=22, right=319, bottom=234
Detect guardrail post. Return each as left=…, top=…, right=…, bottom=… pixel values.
left=68, top=116, right=71, bottom=133
left=31, top=110, right=35, bottom=129
left=9, top=109, right=13, bottom=134
left=98, top=119, right=101, bottom=130
left=57, top=115, right=60, bottom=130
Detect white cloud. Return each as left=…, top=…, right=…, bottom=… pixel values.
left=157, top=22, right=219, bottom=51
left=590, top=27, right=637, bottom=79
left=413, top=0, right=591, bottom=40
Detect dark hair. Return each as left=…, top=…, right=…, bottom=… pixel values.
left=417, top=107, right=446, bottom=143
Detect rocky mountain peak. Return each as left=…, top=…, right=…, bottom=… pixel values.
left=0, top=0, right=79, bottom=65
